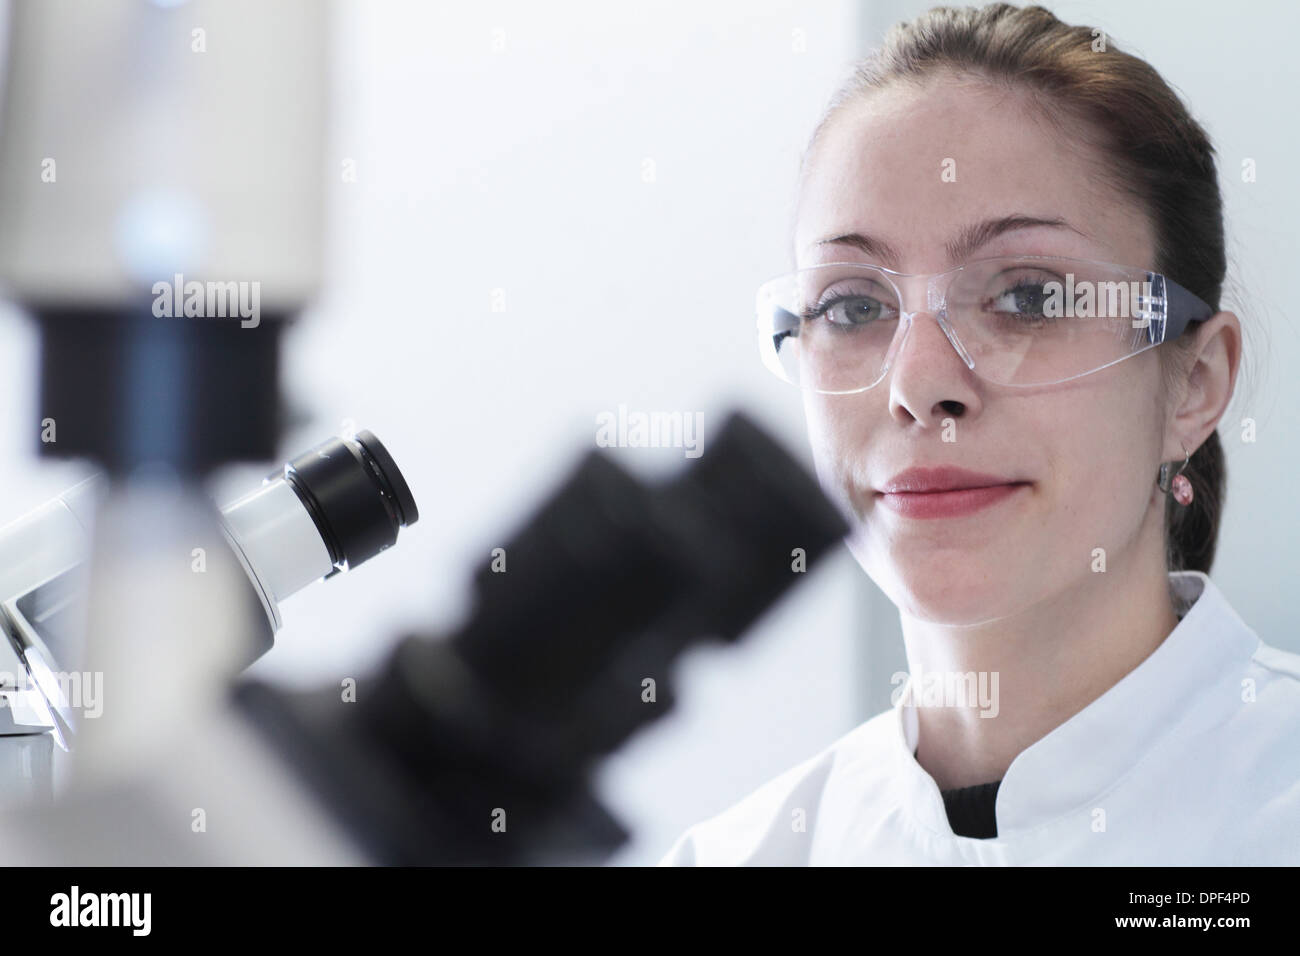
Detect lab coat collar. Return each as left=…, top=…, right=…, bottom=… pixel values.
left=889, top=571, right=1261, bottom=838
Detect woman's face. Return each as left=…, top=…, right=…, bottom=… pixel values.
left=795, top=75, right=1170, bottom=625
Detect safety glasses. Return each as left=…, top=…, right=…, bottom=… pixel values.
left=756, top=255, right=1214, bottom=393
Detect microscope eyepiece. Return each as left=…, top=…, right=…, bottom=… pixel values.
left=213, top=428, right=419, bottom=637
left=353, top=429, right=419, bottom=527
left=280, top=431, right=419, bottom=573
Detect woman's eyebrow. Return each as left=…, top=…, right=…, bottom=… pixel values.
left=807, top=231, right=902, bottom=264
left=944, top=214, right=1085, bottom=262
left=807, top=214, right=1086, bottom=266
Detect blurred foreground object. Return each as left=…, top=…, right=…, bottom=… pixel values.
left=0, top=411, right=849, bottom=864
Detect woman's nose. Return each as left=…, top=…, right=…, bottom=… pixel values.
left=884, top=310, right=980, bottom=424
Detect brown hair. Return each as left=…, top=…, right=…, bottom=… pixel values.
left=796, top=2, right=1231, bottom=574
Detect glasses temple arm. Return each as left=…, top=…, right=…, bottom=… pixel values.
left=1161, top=277, right=1216, bottom=340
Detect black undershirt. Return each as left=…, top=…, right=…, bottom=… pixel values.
left=939, top=779, right=1002, bottom=839
left=915, top=748, right=1002, bottom=839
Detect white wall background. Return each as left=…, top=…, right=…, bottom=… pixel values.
left=0, top=0, right=1293, bottom=866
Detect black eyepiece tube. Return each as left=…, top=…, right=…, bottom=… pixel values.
left=281, top=431, right=419, bottom=572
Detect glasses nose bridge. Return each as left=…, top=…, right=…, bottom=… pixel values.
left=890, top=269, right=956, bottom=321
left=890, top=271, right=975, bottom=371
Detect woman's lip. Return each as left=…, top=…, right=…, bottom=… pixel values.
left=875, top=482, right=1031, bottom=519
left=879, top=466, right=1021, bottom=495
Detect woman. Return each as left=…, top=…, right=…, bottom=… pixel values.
left=660, top=3, right=1298, bottom=865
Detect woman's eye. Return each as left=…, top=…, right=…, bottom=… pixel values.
left=986, top=280, right=1054, bottom=319
left=806, top=293, right=896, bottom=327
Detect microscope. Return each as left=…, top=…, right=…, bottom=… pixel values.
left=0, top=428, right=418, bottom=806
left=0, top=0, right=851, bottom=865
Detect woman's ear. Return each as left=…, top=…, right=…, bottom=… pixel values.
left=1165, top=310, right=1242, bottom=459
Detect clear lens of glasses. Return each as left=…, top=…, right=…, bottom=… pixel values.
left=756, top=256, right=1177, bottom=393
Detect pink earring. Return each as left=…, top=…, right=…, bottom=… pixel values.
left=1157, top=444, right=1194, bottom=506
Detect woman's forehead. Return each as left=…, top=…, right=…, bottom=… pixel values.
left=794, top=80, right=1154, bottom=271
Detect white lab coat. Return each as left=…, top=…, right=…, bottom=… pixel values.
left=659, top=570, right=1300, bottom=865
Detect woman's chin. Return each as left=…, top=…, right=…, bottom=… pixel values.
left=863, top=550, right=1025, bottom=626
left=895, top=591, right=1016, bottom=627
